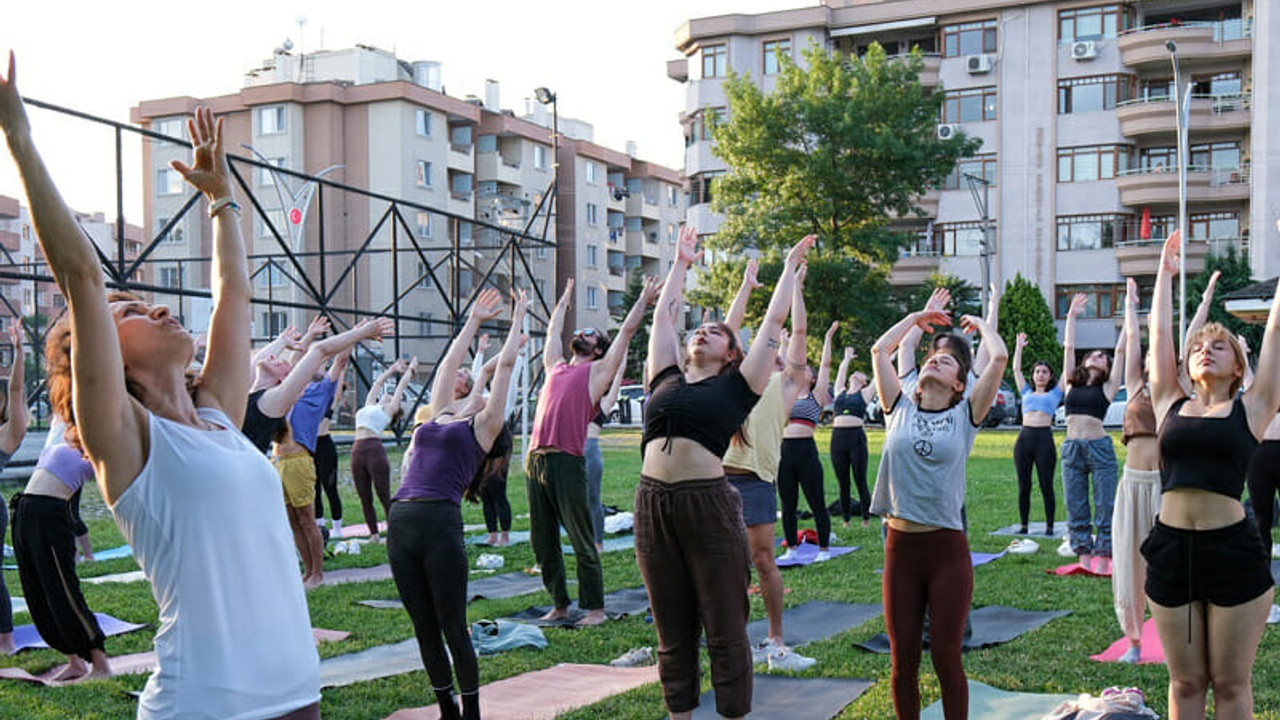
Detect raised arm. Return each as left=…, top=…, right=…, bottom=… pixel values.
left=898, top=288, right=949, bottom=378
left=649, top=227, right=699, bottom=383
left=833, top=347, right=854, bottom=397
left=329, top=349, right=348, bottom=415
left=590, top=275, right=660, bottom=403
left=813, top=322, right=838, bottom=405
left=431, top=288, right=502, bottom=418
left=1242, top=223, right=1280, bottom=437
left=1012, top=333, right=1028, bottom=393
left=476, top=291, right=529, bottom=449
left=963, top=314, right=1009, bottom=425
left=599, top=352, right=628, bottom=416
left=543, top=280, right=574, bottom=372
left=872, top=302, right=952, bottom=413
left=1148, top=232, right=1184, bottom=419
left=725, top=258, right=761, bottom=333
left=1179, top=269, right=1220, bottom=390
left=252, top=324, right=299, bottom=377
left=259, top=318, right=393, bottom=418
left=1060, top=293, right=1085, bottom=391
left=1238, top=335, right=1254, bottom=393
left=1123, top=279, right=1144, bottom=397
left=289, top=315, right=330, bottom=365
left=0, top=323, right=26, bottom=455
left=740, top=236, right=813, bottom=393
left=470, top=333, right=491, bottom=379
left=973, top=283, right=999, bottom=377
left=1104, top=321, right=1127, bottom=400
left=364, top=360, right=403, bottom=408
left=383, top=357, right=419, bottom=415
left=780, top=266, right=810, bottom=407
left=0, top=55, right=144, bottom=494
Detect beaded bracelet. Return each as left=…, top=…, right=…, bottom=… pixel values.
left=208, top=197, right=243, bottom=219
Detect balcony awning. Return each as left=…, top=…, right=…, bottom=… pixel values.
left=830, top=17, right=936, bottom=38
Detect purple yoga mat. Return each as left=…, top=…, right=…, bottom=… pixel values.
left=776, top=543, right=859, bottom=568
left=971, top=551, right=1007, bottom=567
left=11, top=613, right=147, bottom=653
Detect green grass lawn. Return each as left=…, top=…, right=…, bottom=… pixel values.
left=1, top=428, right=1277, bottom=719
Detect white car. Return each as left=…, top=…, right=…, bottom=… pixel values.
left=608, top=384, right=645, bottom=426
left=1052, top=388, right=1127, bottom=428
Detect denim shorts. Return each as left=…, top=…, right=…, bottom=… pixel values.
left=727, top=473, right=778, bottom=527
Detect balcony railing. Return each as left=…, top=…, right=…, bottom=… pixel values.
left=1116, top=91, right=1251, bottom=111
left=1119, top=19, right=1250, bottom=43
left=1118, top=162, right=1249, bottom=183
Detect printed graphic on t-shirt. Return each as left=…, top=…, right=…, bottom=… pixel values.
left=910, top=411, right=955, bottom=459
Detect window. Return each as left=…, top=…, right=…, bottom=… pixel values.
left=1139, top=78, right=1173, bottom=101
left=586, top=203, right=599, bottom=226
left=257, top=157, right=285, bottom=186
left=942, top=154, right=997, bottom=189
left=587, top=244, right=598, bottom=267
left=1058, top=5, right=1131, bottom=42
left=416, top=211, right=432, bottom=238
left=942, top=20, right=997, bottom=57
left=585, top=161, right=598, bottom=184
left=1058, top=75, right=1133, bottom=113
left=153, top=118, right=185, bottom=144
left=416, top=160, right=432, bottom=188
left=694, top=107, right=725, bottom=142
left=261, top=311, right=287, bottom=336
left=667, top=224, right=676, bottom=244
left=257, top=105, right=286, bottom=135
left=415, top=109, right=432, bottom=137
left=534, top=145, right=549, bottom=170
left=450, top=125, right=472, bottom=150
left=586, top=286, right=599, bottom=309
left=689, top=172, right=723, bottom=206
left=1190, top=141, right=1241, bottom=171
left=942, top=87, right=997, bottom=123
left=156, top=168, right=184, bottom=196
left=1055, top=284, right=1122, bottom=319
left=1056, top=214, right=1131, bottom=251
left=932, top=221, right=994, bottom=256
left=1189, top=212, right=1240, bottom=241
left=763, top=39, right=791, bottom=75
left=158, top=265, right=182, bottom=289
left=419, top=313, right=434, bottom=336
left=536, top=245, right=548, bottom=260
left=156, top=216, right=186, bottom=244
left=1192, top=72, right=1242, bottom=97
left=257, top=263, right=288, bottom=289
left=1057, top=145, right=1129, bottom=182
left=702, top=44, right=727, bottom=78
left=667, top=186, right=679, bottom=207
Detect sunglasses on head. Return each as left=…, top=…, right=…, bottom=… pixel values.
left=574, top=328, right=598, bottom=337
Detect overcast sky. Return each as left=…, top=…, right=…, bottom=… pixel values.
left=1, top=0, right=795, bottom=220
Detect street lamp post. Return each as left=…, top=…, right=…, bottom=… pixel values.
left=531, top=87, right=559, bottom=461
left=1168, top=40, right=1191, bottom=348
left=964, top=173, right=995, bottom=312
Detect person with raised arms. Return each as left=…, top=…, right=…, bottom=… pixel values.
left=0, top=322, right=29, bottom=658
left=1010, top=332, right=1062, bottom=536
left=830, top=346, right=876, bottom=527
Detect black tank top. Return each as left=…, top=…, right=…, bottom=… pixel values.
left=1064, top=382, right=1108, bottom=420
left=833, top=391, right=867, bottom=418
left=642, top=365, right=761, bottom=458
left=1158, top=396, right=1257, bottom=498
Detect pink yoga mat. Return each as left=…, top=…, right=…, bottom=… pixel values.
left=340, top=522, right=387, bottom=539
left=1047, top=562, right=1111, bottom=578
left=385, top=663, right=659, bottom=720
left=1090, top=619, right=1165, bottom=664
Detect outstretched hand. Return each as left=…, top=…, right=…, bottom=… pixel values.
left=640, top=275, right=663, bottom=306
left=6, top=323, right=21, bottom=353
left=1068, top=293, right=1088, bottom=319
left=1015, top=332, right=1028, bottom=350
left=470, top=287, right=503, bottom=322
left=915, top=287, right=951, bottom=332
left=743, top=258, right=761, bottom=290
left=676, top=226, right=702, bottom=266
left=1160, top=230, right=1182, bottom=276
left=786, top=235, right=816, bottom=268
left=170, top=107, right=231, bottom=201
left=825, top=321, right=839, bottom=342
left=843, top=347, right=855, bottom=362
left=358, top=317, right=395, bottom=341
left=0, top=52, right=32, bottom=141
left=1202, top=270, right=1221, bottom=303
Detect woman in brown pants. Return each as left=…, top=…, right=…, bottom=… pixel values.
left=350, top=357, right=417, bottom=541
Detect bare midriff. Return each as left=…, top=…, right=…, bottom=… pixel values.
left=24, top=469, right=76, bottom=501
left=1021, top=410, right=1053, bottom=429
left=353, top=427, right=381, bottom=441
left=1124, top=435, right=1159, bottom=472
left=832, top=414, right=864, bottom=429
left=885, top=516, right=940, bottom=533
left=1065, top=414, right=1107, bottom=441
left=1158, top=488, right=1245, bottom=530
left=641, top=437, right=729, bottom=483
left=782, top=421, right=816, bottom=439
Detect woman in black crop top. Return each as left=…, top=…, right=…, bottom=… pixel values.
left=777, top=321, right=837, bottom=560
left=832, top=347, right=876, bottom=526
left=635, top=228, right=811, bottom=719
left=1144, top=230, right=1280, bottom=720
left=1059, top=292, right=1126, bottom=574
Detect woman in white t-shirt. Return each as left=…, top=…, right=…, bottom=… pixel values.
left=869, top=289, right=1008, bottom=720
left=1, top=61, right=320, bottom=720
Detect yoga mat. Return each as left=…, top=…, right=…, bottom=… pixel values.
left=1272, top=560, right=1279, bottom=585
left=11, top=597, right=26, bottom=615
left=1091, top=618, right=1165, bottom=664
left=776, top=543, right=859, bottom=568
left=970, top=550, right=1006, bottom=567
left=91, top=544, right=134, bottom=561
left=384, top=663, right=660, bottom=720
left=504, top=587, right=652, bottom=627
left=11, top=613, right=147, bottom=653
left=320, top=564, right=394, bottom=587
left=83, top=570, right=147, bottom=585
left=1049, top=562, right=1111, bottom=578
left=747, top=602, right=882, bottom=649
left=358, top=571, right=547, bottom=610
left=356, top=599, right=405, bottom=610
left=920, top=680, right=1076, bottom=720
left=989, top=522, right=1066, bottom=539
left=339, top=521, right=387, bottom=539
left=858, top=606, right=1069, bottom=654
left=466, top=530, right=531, bottom=546
left=688, top=675, right=873, bottom=720
left=563, top=535, right=635, bottom=555
left=321, top=638, right=421, bottom=688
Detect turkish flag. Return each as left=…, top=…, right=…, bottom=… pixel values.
left=1140, top=207, right=1152, bottom=240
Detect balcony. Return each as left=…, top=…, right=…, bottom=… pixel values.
left=607, top=227, right=625, bottom=247
left=447, top=144, right=474, bottom=173
left=889, top=252, right=941, bottom=286
left=667, top=58, right=689, bottom=83
left=890, top=190, right=939, bottom=219
left=626, top=195, right=661, bottom=221
left=447, top=192, right=474, bottom=217
left=1117, top=22, right=1251, bottom=69
left=475, top=152, right=522, bottom=187
left=1116, top=93, right=1251, bottom=138
left=1115, top=164, right=1250, bottom=206
left=607, top=187, right=627, bottom=213
left=0, top=230, right=18, bottom=252
left=891, top=52, right=940, bottom=87
left=1115, top=238, right=1208, bottom=276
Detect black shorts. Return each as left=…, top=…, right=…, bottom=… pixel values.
left=1141, top=517, right=1273, bottom=607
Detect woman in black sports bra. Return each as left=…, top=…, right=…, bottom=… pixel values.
left=831, top=347, right=875, bottom=526
left=1146, top=230, right=1279, bottom=719
left=636, top=228, right=811, bottom=720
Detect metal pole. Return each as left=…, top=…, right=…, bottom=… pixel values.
left=964, top=173, right=994, bottom=312
left=1170, top=43, right=1189, bottom=349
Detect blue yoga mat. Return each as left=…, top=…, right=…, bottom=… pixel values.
left=564, top=535, right=635, bottom=555
left=777, top=543, right=859, bottom=568
left=921, top=680, right=1075, bottom=720
left=971, top=550, right=1006, bottom=567
left=92, top=544, right=134, bottom=561
left=11, top=613, right=147, bottom=653
left=465, top=530, right=531, bottom=546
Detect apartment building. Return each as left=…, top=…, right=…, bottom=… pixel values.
left=671, top=0, right=1275, bottom=348
left=133, top=45, right=684, bottom=365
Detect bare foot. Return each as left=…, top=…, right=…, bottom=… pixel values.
left=539, top=607, right=571, bottom=622
left=578, top=609, right=607, bottom=627
left=50, top=657, right=89, bottom=683
left=1078, top=554, right=1093, bottom=571
left=303, top=574, right=323, bottom=591
left=595, top=543, right=605, bottom=553
left=0, top=633, right=14, bottom=656
left=498, top=532, right=510, bottom=547
left=485, top=533, right=499, bottom=546
left=1094, top=557, right=1112, bottom=575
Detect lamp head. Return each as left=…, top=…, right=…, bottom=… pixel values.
left=534, top=87, right=556, bottom=105
left=1165, top=40, right=1178, bottom=53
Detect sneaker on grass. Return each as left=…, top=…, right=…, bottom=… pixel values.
left=778, top=548, right=798, bottom=563
left=751, top=638, right=782, bottom=665
left=610, top=646, right=655, bottom=667
left=767, top=645, right=817, bottom=672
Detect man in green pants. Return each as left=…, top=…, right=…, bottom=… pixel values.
left=527, top=276, right=659, bottom=626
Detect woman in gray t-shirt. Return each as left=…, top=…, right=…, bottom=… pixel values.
left=869, top=287, right=1008, bottom=720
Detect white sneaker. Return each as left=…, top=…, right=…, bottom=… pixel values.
left=767, top=645, right=817, bottom=672
left=814, top=550, right=831, bottom=563
left=610, top=646, right=655, bottom=667
left=1008, top=539, right=1040, bottom=555
left=778, top=548, right=798, bottom=563
left=1268, top=604, right=1280, bottom=625
left=1057, top=538, right=1074, bottom=558
left=751, top=638, right=782, bottom=665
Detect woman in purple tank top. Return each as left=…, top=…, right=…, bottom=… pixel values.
left=387, top=288, right=528, bottom=720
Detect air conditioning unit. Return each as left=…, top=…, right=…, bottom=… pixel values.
left=937, top=124, right=961, bottom=141
left=1071, top=41, right=1098, bottom=60
left=966, top=54, right=993, bottom=74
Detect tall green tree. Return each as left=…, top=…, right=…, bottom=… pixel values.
left=998, top=273, right=1064, bottom=380
left=1185, top=245, right=1262, bottom=351
left=691, top=41, right=980, bottom=350
left=612, top=267, right=652, bottom=382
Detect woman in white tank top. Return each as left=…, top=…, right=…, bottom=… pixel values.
left=1, top=65, right=320, bottom=720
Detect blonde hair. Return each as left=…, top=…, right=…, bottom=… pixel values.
left=1187, top=322, right=1247, bottom=396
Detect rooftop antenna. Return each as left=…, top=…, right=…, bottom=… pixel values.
left=296, top=15, right=308, bottom=82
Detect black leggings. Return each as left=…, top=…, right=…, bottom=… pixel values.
left=830, top=426, right=870, bottom=522
left=387, top=500, right=478, bottom=702
left=778, top=437, right=829, bottom=548
left=312, top=434, right=342, bottom=522
left=1247, top=439, right=1280, bottom=558
left=481, top=424, right=514, bottom=533
left=1013, top=426, right=1057, bottom=530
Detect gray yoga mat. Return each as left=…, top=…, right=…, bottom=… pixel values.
left=990, top=522, right=1066, bottom=539
left=746, top=602, right=883, bottom=649
left=564, top=535, right=635, bottom=555
left=857, top=606, right=1070, bottom=654
left=83, top=570, right=147, bottom=585
left=686, top=675, right=873, bottom=720
left=465, top=530, right=532, bottom=546
left=920, top=679, right=1076, bottom=720
left=504, top=587, right=651, bottom=627
left=356, top=571, right=547, bottom=610
left=320, top=638, right=421, bottom=688
left=1272, top=560, right=1279, bottom=586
